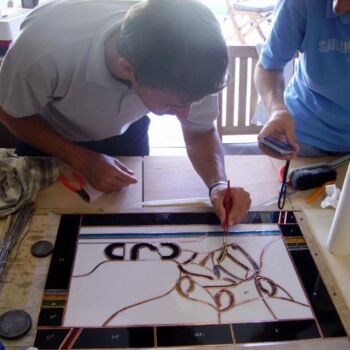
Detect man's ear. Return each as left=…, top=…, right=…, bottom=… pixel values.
left=118, top=57, right=135, bottom=81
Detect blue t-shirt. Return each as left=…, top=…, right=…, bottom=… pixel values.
left=260, top=0, right=350, bottom=152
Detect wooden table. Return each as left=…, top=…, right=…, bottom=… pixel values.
left=1, top=155, right=349, bottom=349
left=35, top=157, right=143, bottom=213
left=144, top=155, right=284, bottom=209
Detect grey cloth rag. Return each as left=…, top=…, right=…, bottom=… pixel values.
left=0, top=149, right=60, bottom=217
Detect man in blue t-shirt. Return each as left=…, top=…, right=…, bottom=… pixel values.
left=255, top=0, right=350, bottom=158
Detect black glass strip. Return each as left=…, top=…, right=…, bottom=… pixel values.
left=157, top=324, right=233, bottom=347
left=38, top=308, right=64, bottom=327
left=279, top=224, right=303, bottom=237
left=243, top=211, right=280, bottom=224
left=233, top=319, right=320, bottom=343
left=81, top=211, right=281, bottom=227
left=45, top=215, right=81, bottom=290
left=34, top=329, right=70, bottom=349
left=72, top=327, right=154, bottom=348
left=286, top=211, right=297, bottom=223
left=290, top=250, right=346, bottom=337
left=81, top=212, right=219, bottom=226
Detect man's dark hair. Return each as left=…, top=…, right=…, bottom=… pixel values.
left=117, top=0, right=228, bottom=102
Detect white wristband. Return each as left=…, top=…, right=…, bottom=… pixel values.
left=208, top=181, right=227, bottom=198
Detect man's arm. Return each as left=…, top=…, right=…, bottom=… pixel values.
left=182, top=126, right=251, bottom=225
left=254, top=63, right=299, bottom=158
left=254, top=63, right=286, bottom=116
left=183, top=127, right=226, bottom=187
left=0, top=108, right=137, bottom=192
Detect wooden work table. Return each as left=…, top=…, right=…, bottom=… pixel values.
left=1, top=155, right=350, bottom=349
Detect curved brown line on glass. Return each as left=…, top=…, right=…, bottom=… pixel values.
left=230, top=243, right=260, bottom=273
left=273, top=296, right=309, bottom=307
left=183, top=252, right=198, bottom=264
left=177, top=264, right=214, bottom=280
left=217, top=265, right=245, bottom=282
left=176, top=275, right=221, bottom=322
left=103, top=285, right=177, bottom=327
left=259, top=238, right=279, bottom=269
left=199, top=252, right=212, bottom=266
left=72, top=259, right=110, bottom=278
left=256, top=276, right=278, bottom=297
left=254, top=277, right=278, bottom=319
left=214, top=289, right=235, bottom=312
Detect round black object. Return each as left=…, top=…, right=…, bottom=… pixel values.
left=31, top=240, right=53, bottom=258
left=0, top=309, right=32, bottom=339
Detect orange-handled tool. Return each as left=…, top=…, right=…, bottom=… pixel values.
left=60, top=172, right=90, bottom=203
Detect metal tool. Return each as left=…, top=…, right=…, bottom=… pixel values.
left=217, top=180, right=232, bottom=263
left=60, top=172, right=90, bottom=203
left=278, top=159, right=290, bottom=209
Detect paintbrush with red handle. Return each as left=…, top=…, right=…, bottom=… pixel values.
left=217, top=180, right=232, bottom=263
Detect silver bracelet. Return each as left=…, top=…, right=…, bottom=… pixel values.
left=208, top=181, right=227, bottom=198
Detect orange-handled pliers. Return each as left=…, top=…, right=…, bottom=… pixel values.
left=60, top=172, right=90, bottom=203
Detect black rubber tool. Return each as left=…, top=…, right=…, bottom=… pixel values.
left=289, top=167, right=337, bottom=191
left=31, top=240, right=53, bottom=258
left=0, top=309, right=32, bottom=339
left=288, top=154, right=350, bottom=191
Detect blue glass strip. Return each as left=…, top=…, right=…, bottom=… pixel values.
left=79, top=230, right=281, bottom=239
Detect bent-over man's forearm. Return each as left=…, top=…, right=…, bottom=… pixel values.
left=0, top=107, right=90, bottom=169
left=183, top=127, right=226, bottom=188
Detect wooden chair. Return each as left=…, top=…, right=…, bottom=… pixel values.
left=217, top=45, right=262, bottom=142
left=224, top=0, right=275, bottom=44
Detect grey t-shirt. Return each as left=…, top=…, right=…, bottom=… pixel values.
left=0, top=0, right=218, bottom=142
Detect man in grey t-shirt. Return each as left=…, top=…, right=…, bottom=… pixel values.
left=0, top=0, right=251, bottom=225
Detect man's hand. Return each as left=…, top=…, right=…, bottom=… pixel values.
left=210, top=184, right=251, bottom=226
left=254, top=64, right=299, bottom=160
left=0, top=111, right=137, bottom=193
left=258, top=109, right=299, bottom=159
left=74, top=149, right=138, bottom=193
